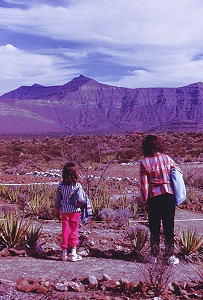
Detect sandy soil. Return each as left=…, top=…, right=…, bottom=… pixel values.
left=0, top=163, right=202, bottom=299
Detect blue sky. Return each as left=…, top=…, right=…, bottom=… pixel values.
left=0, top=0, right=203, bottom=95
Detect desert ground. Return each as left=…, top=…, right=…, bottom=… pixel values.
left=0, top=133, right=202, bottom=299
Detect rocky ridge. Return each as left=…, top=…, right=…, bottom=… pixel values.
left=0, top=75, right=202, bottom=134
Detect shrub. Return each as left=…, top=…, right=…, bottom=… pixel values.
left=25, top=221, right=43, bottom=249
left=24, top=185, right=55, bottom=219
left=0, top=210, right=30, bottom=248
left=98, top=208, right=132, bottom=226
left=140, top=259, right=174, bottom=297
left=127, top=224, right=149, bottom=253
left=176, top=228, right=203, bottom=256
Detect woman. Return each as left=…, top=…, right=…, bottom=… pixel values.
left=139, top=135, right=180, bottom=265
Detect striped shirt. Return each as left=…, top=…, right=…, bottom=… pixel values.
left=55, top=182, right=86, bottom=213
left=140, top=152, right=180, bottom=202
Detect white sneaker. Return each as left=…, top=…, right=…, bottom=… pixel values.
left=168, top=255, right=179, bottom=265
left=69, top=254, right=82, bottom=262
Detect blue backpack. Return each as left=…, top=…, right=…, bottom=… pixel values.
left=80, top=195, right=93, bottom=223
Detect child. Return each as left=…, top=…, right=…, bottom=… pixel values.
left=55, top=162, right=85, bottom=261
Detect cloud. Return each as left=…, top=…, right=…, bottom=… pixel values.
left=0, top=44, right=81, bottom=94
left=105, top=55, right=203, bottom=89
left=1, top=0, right=203, bottom=47
left=1, top=0, right=203, bottom=94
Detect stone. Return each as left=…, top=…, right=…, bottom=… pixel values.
left=102, top=279, right=121, bottom=291
left=55, top=282, right=68, bottom=292
left=87, top=274, right=98, bottom=288
left=1, top=248, right=10, bottom=257
left=9, top=248, right=26, bottom=256
left=102, top=274, right=112, bottom=281
left=16, top=277, right=39, bottom=293
left=35, top=284, right=48, bottom=294
left=68, top=281, right=85, bottom=292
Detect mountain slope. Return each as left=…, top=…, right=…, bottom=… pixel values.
left=0, top=75, right=202, bottom=134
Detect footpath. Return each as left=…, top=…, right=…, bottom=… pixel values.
left=174, top=207, right=203, bottom=235
left=0, top=209, right=203, bottom=286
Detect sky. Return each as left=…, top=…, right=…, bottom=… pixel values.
left=1, top=0, right=203, bottom=96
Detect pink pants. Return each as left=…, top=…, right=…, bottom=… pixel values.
left=60, top=212, right=80, bottom=250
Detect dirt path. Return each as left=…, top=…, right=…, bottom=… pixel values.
left=0, top=255, right=200, bottom=284
left=1, top=209, right=202, bottom=284
left=174, top=207, right=203, bottom=235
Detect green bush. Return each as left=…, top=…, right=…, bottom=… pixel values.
left=176, top=228, right=203, bottom=256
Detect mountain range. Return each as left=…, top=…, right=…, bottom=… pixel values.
left=0, top=75, right=202, bottom=135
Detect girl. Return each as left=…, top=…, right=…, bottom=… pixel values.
left=55, top=162, right=85, bottom=261
left=140, top=135, right=180, bottom=265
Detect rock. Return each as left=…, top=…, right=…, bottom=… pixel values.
left=1, top=248, right=10, bottom=257
left=55, top=282, right=68, bottom=292
left=35, top=284, right=48, bottom=294
left=16, top=277, right=39, bottom=293
left=78, top=248, right=89, bottom=257
left=34, top=244, right=46, bottom=257
left=101, top=279, right=121, bottom=291
left=87, top=275, right=98, bottom=288
left=120, top=278, right=133, bottom=291
left=9, top=248, right=26, bottom=256
left=136, top=281, right=147, bottom=294
left=68, top=281, right=85, bottom=292
left=102, top=274, right=112, bottom=281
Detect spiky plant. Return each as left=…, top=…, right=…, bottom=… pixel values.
left=6, top=186, right=21, bottom=203
left=127, top=224, right=149, bottom=253
left=25, top=221, right=43, bottom=249
left=0, top=210, right=30, bottom=248
left=176, top=228, right=203, bottom=256
left=25, top=184, right=54, bottom=219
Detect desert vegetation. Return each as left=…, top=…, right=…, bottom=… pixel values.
left=0, top=132, right=202, bottom=167
left=0, top=132, right=202, bottom=211
left=0, top=132, right=202, bottom=298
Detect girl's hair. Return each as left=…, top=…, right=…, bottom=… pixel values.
left=62, top=162, right=79, bottom=185
left=142, top=135, right=164, bottom=157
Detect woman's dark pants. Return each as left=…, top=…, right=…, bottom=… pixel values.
left=148, top=193, right=176, bottom=257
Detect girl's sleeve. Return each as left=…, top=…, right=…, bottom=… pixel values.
left=55, top=186, right=62, bottom=209
left=139, top=161, right=149, bottom=202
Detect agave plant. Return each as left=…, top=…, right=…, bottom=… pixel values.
left=0, top=210, right=30, bottom=248
left=6, top=186, right=21, bottom=203
left=25, top=184, right=55, bottom=219
left=133, top=228, right=148, bottom=253
left=127, top=224, right=149, bottom=253
left=176, top=228, right=203, bottom=256
left=25, top=221, right=43, bottom=249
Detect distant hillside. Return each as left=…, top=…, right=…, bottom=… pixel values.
left=0, top=75, right=202, bottom=135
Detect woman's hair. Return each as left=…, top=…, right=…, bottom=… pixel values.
left=62, top=162, right=79, bottom=185
left=142, top=135, right=164, bottom=157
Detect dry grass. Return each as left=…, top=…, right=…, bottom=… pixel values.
left=0, top=132, right=202, bottom=214
left=0, top=132, right=202, bottom=170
